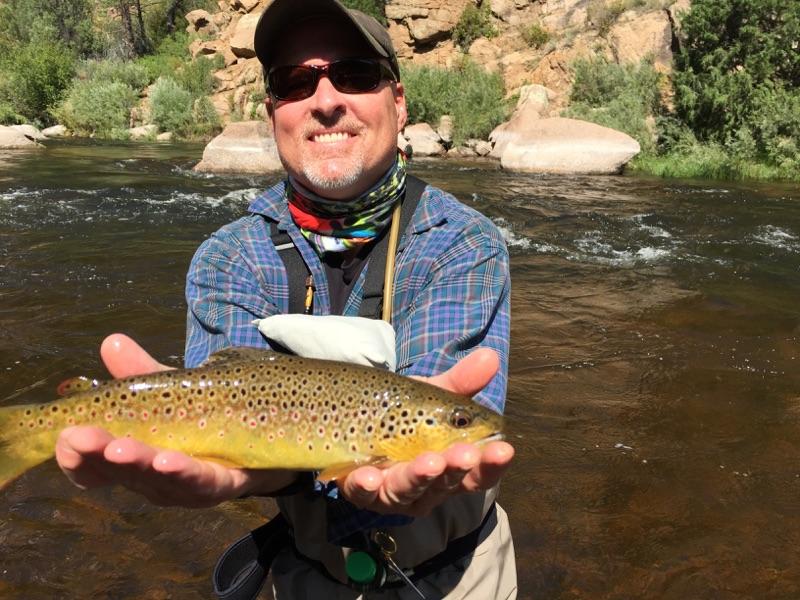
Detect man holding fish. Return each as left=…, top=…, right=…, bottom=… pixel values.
left=54, top=0, right=516, bottom=596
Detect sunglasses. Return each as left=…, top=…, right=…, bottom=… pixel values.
left=268, top=58, right=397, bottom=102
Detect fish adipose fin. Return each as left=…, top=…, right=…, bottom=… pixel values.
left=317, top=456, right=390, bottom=483
left=56, top=376, right=102, bottom=397
left=0, top=404, right=58, bottom=490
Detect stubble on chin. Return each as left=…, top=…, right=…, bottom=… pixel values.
left=301, top=152, right=365, bottom=192
left=297, top=119, right=366, bottom=194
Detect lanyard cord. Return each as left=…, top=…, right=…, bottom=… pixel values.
left=381, top=201, right=402, bottom=324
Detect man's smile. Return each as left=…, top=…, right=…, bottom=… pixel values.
left=310, top=131, right=354, bottom=144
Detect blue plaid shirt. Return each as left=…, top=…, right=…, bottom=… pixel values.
left=185, top=179, right=510, bottom=542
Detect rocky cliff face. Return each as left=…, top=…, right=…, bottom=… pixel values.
left=186, top=0, right=690, bottom=123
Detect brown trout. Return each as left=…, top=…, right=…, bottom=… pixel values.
left=0, top=348, right=503, bottom=488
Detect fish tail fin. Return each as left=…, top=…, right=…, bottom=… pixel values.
left=0, top=404, right=57, bottom=489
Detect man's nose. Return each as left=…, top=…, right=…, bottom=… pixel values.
left=309, top=74, right=346, bottom=116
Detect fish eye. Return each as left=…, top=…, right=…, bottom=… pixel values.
left=449, top=408, right=473, bottom=429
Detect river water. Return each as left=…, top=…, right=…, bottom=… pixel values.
left=0, top=140, right=799, bottom=599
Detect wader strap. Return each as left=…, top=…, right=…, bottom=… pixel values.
left=268, top=224, right=311, bottom=316
left=268, top=175, right=427, bottom=318
left=212, top=512, right=292, bottom=600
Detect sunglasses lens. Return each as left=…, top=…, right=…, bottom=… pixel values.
left=268, top=60, right=391, bottom=101
left=330, top=60, right=382, bottom=93
left=269, top=65, right=317, bottom=101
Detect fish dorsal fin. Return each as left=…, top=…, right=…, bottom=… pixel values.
left=56, top=376, right=103, bottom=397
left=202, top=347, right=278, bottom=366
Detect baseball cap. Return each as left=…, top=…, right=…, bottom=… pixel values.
left=254, top=0, right=400, bottom=80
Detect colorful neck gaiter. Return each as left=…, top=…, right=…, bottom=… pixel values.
left=286, top=152, right=407, bottom=254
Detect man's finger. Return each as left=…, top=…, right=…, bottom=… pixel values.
left=341, top=466, right=383, bottom=508
left=379, top=453, right=445, bottom=506
left=55, top=426, right=116, bottom=488
left=100, top=333, right=172, bottom=378
left=461, top=441, right=515, bottom=491
left=422, top=348, right=499, bottom=396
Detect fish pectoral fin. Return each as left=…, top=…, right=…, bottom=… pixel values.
left=202, top=347, right=279, bottom=366
left=56, top=376, right=103, bottom=397
left=191, top=455, right=243, bottom=468
left=317, top=456, right=389, bottom=483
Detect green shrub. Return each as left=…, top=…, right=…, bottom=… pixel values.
left=55, top=79, right=137, bottom=136
left=673, top=0, right=800, bottom=170
left=80, top=60, right=150, bottom=90
left=174, top=54, right=222, bottom=98
left=520, top=23, right=550, bottom=48
left=149, top=76, right=193, bottom=133
left=187, top=95, right=222, bottom=138
left=2, top=39, right=76, bottom=124
left=135, top=31, right=191, bottom=84
left=452, top=3, right=496, bottom=51
left=402, top=59, right=509, bottom=145
left=0, top=100, right=25, bottom=125
left=563, top=57, right=663, bottom=153
left=586, top=0, right=646, bottom=35
left=340, top=0, right=386, bottom=24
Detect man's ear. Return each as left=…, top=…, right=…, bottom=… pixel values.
left=393, top=82, right=407, bottom=131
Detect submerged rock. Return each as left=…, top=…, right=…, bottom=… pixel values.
left=194, top=120, right=282, bottom=174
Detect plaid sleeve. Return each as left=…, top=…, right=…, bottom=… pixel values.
left=184, top=220, right=283, bottom=368
left=394, top=219, right=511, bottom=414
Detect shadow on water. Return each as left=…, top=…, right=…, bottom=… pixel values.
left=1, top=141, right=800, bottom=598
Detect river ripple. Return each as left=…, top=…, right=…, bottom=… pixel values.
left=1, top=140, right=799, bottom=599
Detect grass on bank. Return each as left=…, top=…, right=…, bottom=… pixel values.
left=51, top=32, right=222, bottom=139
left=402, top=59, right=510, bottom=146
left=565, top=55, right=800, bottom=182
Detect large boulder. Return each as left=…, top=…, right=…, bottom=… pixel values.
left=194, top=120, right=282, bottom=174
left=11, top=124, right=45, bottom=141
left=0, top=125, right=41, bottom=148
left=500, top=117, right=640, bottom=174
left=402, top=123, right=445, bottom=157
left=42, top=125, right=68, bottom=137
left=129, top=124, right=158, bottom=140
left=490, top=84, right=553, bottom=158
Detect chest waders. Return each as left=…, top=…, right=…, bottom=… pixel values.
left=211, top=176, right=495, bottom=598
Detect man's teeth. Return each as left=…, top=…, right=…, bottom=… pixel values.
left=313, top=132, right=349, bottom=143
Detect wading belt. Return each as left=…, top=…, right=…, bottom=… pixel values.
left=212, top=503, right=498, bottom=600
left=267, top=174, right=427, bottom=319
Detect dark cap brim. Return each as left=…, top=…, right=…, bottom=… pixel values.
left=254, top=0, right=399, bottom=78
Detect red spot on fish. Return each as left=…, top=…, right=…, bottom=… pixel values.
left=151, top=426, right=158, bottom=434
left=141, top=410, right=149, bottom=420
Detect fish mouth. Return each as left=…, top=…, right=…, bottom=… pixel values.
left=475, top=432, right=505, bottom=446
